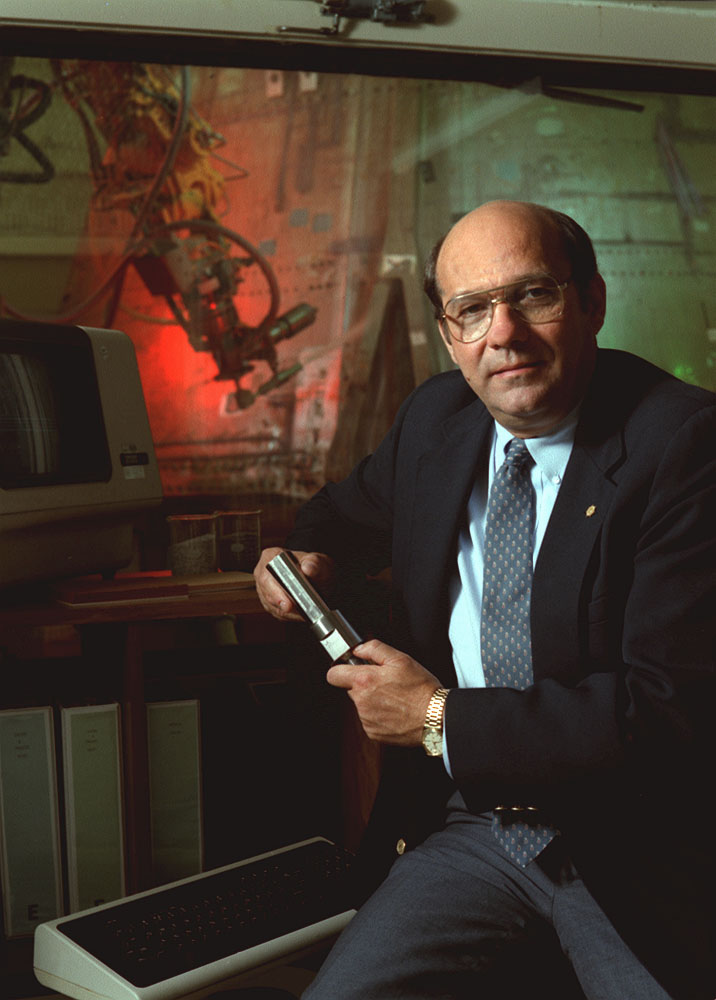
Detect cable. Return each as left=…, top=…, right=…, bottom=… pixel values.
left=1, top=219, right=280, bottom=329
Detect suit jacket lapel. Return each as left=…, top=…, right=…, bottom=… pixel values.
left=531, top=444, right=618, bottom=683
left=531, top=360, right=627, bottom=684
left=403, top=399, right=493, bottom=673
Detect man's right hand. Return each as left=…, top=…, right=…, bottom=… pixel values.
left=253, top=547, right=336, bottom=622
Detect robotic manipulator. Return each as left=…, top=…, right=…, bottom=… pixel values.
left=0, top=59, right=318, bottom=410
left=267, top=550, right=364, bottom=665
left=133, top=226, right=318, bottom=410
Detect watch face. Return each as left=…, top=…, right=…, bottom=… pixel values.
left=422, top=727, right=442, bottom=756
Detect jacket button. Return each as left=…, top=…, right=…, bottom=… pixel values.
left=396, top=838, right=407, bottom=855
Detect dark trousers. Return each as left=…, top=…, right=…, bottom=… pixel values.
left=303, top=798, right=673, bottom=1000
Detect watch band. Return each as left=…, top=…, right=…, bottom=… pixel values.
left=425, top=687, right=449, bottom=729
left=422, top=687, right=449, bottom=756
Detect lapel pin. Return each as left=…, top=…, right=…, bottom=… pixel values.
left=585, top=505, right=597, bottom=518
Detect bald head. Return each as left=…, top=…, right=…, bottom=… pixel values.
left=444, top=202, right=561, bottom=261
left=424, top=201, right=599, bottom=317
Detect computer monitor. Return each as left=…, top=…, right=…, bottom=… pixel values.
left=0, top=319, right=163, bottom=589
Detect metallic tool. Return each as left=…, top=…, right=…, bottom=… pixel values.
left=267, top=550, right=363, bottom=664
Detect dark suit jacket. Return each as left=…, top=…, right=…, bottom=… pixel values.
left=287, top=349, right=716, bottom=1000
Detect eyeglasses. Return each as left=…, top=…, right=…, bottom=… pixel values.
left=440, top=274, right=571, bottom=343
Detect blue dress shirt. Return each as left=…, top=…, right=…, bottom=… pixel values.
left=444, top=413, right=578, bottom=771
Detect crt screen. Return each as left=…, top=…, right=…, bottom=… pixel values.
left=0, top=337, right=112, bottom=489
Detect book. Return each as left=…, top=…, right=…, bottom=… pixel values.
left=53, top=572, right=189, bottom=607
left=53, top=570, right=255, bottom=607
left=184, top=571, right=256, bottom=594
left=61, top=704, right=126, bottom=912
left=0, top=707, right=63, bottom=937
left=146, top=700, right=203, bottom=885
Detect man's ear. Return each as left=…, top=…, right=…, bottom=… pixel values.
left=586, top=273, right=607, bottom=335
left=438, top=319, right=458, bottom=364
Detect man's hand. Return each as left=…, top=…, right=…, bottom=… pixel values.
left=253, top=547, right=335, bottom=622
left=327, top=638, right=442, bottom=747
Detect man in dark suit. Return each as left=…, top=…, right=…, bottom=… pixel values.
left=254, top=202, right=715, bottom=1000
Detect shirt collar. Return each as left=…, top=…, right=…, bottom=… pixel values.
left=493, top=409, right=579, bottom=484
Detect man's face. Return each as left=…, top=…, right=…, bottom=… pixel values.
left=436, top=203, right=606, bottom=438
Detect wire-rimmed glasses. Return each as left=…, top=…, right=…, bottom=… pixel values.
left=440, top=274, right=571, bottom=343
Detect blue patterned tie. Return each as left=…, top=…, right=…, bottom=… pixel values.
left=481, top=438, right=556, bottom=865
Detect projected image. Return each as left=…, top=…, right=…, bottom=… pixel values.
left=0, top=55, right=714, bottom=503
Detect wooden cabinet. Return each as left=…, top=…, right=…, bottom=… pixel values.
left=0, top=575, right=349, bottom=998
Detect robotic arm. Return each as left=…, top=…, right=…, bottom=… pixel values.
left=3, top=59, right=316, bottom=408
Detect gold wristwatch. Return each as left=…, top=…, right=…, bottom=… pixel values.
left=422, top=688, right=449, bottom=757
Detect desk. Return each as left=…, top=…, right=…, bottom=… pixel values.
left=0, top=573, right=286, bottom=893
left=0, top=573, right=377, bottom=899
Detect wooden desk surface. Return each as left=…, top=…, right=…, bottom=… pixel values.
left=0, top=572, right=265, bottom=627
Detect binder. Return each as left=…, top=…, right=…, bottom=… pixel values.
left=0, top=707, right=63, bottom=937
left=61, top=704, right=126, bottom=912
left=146, top=700, right=203, bottom=885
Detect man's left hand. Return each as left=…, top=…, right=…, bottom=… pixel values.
left=327, top=638, right=442, bottom=747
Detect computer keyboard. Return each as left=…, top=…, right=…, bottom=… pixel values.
left=34, top=837, right=356, bottom=1000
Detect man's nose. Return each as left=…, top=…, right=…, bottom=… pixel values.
left=485, top=300, right=528, bottom=346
